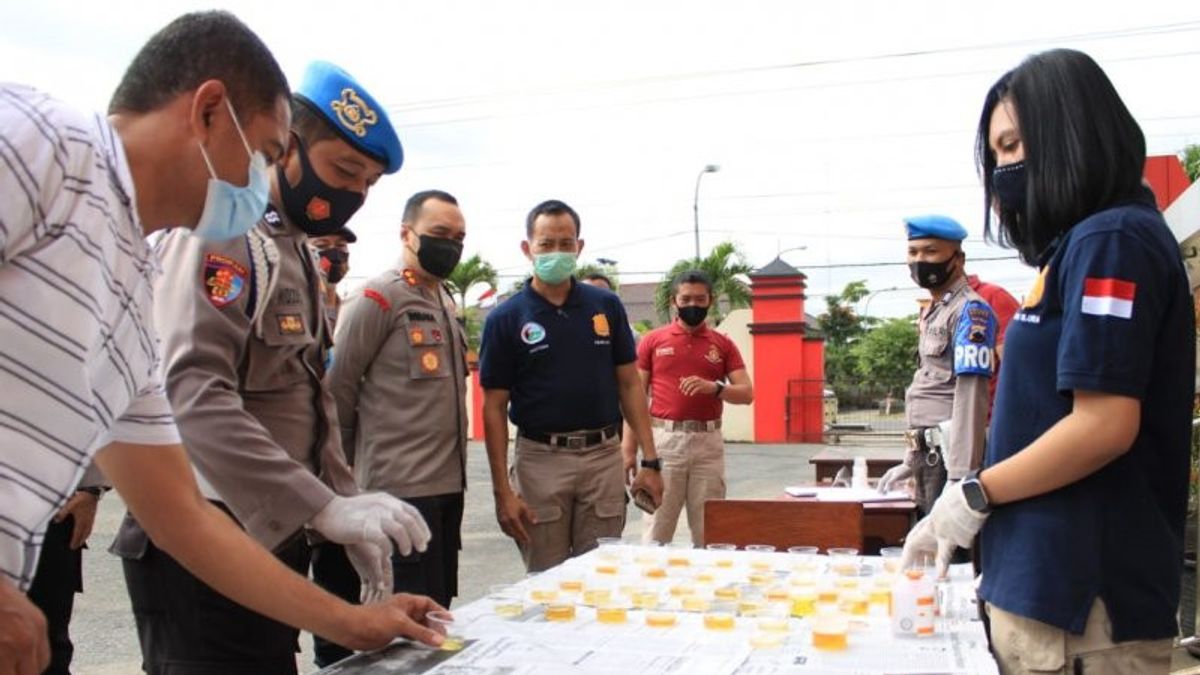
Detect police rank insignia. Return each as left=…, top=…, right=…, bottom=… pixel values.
left=431, top=328, right=444, bottom=343
left=203, top=254, right=247, bottom=308
left=421, top=350, right=440, bottom=373
left=330, top=87, right=378, bottom=138
left=410, top=328, right=425, bottom=345
left=277, top=314, right=305, bottom=335
left=592, top=313, right=611, bottom=337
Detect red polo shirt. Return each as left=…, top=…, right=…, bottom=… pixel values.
left=967, top=275, right=1020, bottom=411
left=637, top=320, right=746, bottom=422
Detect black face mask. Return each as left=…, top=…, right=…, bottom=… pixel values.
left=677, top=305, right=709, bottom=327
left=317, top=248, right=349, bottom=284
left=909, top=254, right=958, bottom=290
left=277, top=137, right=365, bottom=236
left=991, top=160, right=1027, bottom=216
left=416, top=234, right=463, bottom=279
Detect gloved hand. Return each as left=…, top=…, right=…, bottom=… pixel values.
left=311, top=494, right=432, bottom=603
left=877, top=464, right=913, bottom=494
left=900, top=481, right=988, bottom=577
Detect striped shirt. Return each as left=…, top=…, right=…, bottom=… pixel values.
left=0, top=84, right=180, bottom=590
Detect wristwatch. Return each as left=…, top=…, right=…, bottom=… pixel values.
left=713, top=382, right=725, bottom=398
left=961, top=469, right=991, bottom=513
left=640, top=458, right=662, bottom=471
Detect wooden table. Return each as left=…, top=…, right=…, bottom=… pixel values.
left=809, top=445, right=906, bottom=482
left=704, top=495, right=916, bottom=555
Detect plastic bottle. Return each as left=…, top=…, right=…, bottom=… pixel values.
left=851, top=456, right=868, bottom=490
left=891, top=568, right=935, bottom=637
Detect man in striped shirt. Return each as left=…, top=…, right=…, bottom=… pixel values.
left=0, top=11, right=441, bottom=674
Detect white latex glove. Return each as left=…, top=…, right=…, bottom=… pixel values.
left=900, top=481, right=988, bottom=577
left=877, top=464, right=913, bottom=494
left=311, top=494, right=432, bottom=602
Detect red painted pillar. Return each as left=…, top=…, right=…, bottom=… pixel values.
left=469, top=361, right=484, bottom=441
left=1144, top=155, right=1192, bottom=210
left=748, top=257, right=825, bottom=443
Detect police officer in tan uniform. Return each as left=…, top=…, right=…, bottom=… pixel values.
left=328, top=190, right=469, bottom=609
left=878, top=215, right=997, bottom=516
left=114, top=61, right=434, bottom=674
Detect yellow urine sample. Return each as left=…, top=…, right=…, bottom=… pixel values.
left=748, top=572, right=773, bottom=586
left=695, top=570, right=716, bottom=584
left=669, top=583, right=696, bottom=597
left=749, top=632, right=785, bottom=649
left=493, top=601, right=523, bottom=618
left=645, top=612, right=678, bottom=628
left=667, top=556, right=691, bottom=567
left=439, top=636, right=465, bottom=652
left=737, top=600, right=765, bottom=616
left=840, top=594, right=869, bottom=616
left=582, top=589, right=612, bottom=606
left=830, top=562, right=858, bottom=576
left=750, top=559, right=772, bottom=572
left=634, top=552, right=659, bottom=564
left=595, top=563, right=619, bottom=575
left=632, top=591, right=659, bottom=609
left=617, top=584, right=639, bottom=598
left=703, top=613, right=735, bottom=631
left=812, top=630, right=848, bottom=651
left=869, top=588, right=891, bottom=609
left=757, top=616, right=790, bottom=632
left=714, top=586, right=740, bottom=601
left=530, top=588, right=558, bottom=603
left=596, top=606, right=628, bottom=624
left=790, top=595, right=816, bottom=618
left=817, top=589, right=839, bottom=604
left=544, top=603, right=577, bottom=622
left=682, top=596, right=711, bottom=612
left=559, top=579, right=583, bottom=593
left=765, top=586, right=790, bottom=602
left=833, top=577, right=858, bottom=590
left=715, top=558, right=735, bottom=568
left=643, top=567, right=667, bottom=579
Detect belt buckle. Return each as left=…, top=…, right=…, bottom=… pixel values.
left=566, top=436, right=585, bottom=450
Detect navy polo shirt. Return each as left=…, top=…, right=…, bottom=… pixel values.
left=479, top=278, right=636, bottom=432
left=980, top=196, right=1194, bottom=642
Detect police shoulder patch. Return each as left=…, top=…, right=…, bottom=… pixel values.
left=203, top=254, right=247, bottom=308
left=952, top=300, right=996, bottom=377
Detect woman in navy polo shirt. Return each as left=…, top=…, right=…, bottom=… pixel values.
left=902, top=49, right=1193, bottom=673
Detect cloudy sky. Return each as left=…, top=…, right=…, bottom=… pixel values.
left=5, top=1, right=1199, bottom=317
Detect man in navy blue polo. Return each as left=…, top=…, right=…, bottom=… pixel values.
left=480, top=200, right=664, bottom=572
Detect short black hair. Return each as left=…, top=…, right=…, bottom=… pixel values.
left=583, top=273, right=614, bottom=289
left=291, top=98, right=340, bottom=147
left=671, top=269, right=713, bottom=296
left=975, top=49, right=1146, bottom=265
left=108, top=11, right=288, bottom=121
left=525, top=199, right=581, bottom=239
left=402, top=190, right=459, bottom=224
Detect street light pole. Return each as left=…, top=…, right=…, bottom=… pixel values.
left=693, top=164, right=720, bottom=260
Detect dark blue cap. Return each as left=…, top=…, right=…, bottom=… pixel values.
left=294, top=61, right=403, bottom=174
left=335, top=226, right=357, bottom=244
left=904, top=214, right=968, bottom=241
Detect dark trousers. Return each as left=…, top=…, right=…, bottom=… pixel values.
left=391, top=492, right=464, bottom=609
left=310, top=542, right=359, bottom=668
left=115, top=512, right=310, bottom=675
left=27, top=516, right=82, bottom=675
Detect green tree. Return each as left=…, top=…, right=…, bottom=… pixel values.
left=575, top=261, right=621, bottom=290
left=818, top=280, right=875, bottom=398
left=444, top=254, right=497, bottom=314
left=850, top=316, right=918, bottom=403
left=1183, top=143, right=1200, bottom=183
left=654, top=242, right=752, bottom=323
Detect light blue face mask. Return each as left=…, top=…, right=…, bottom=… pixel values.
left=532, top=251, right=577, bottom=285
left=191, top=98, right=270, bottom=241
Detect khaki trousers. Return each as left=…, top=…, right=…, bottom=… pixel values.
left=642, top=426, right=725, bottom=547
left=512, top=435, right=626, bottom=572
left=987, top=600, right=1172, bottom=674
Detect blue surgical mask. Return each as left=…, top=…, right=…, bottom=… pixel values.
left=532, top=251, right=577, bottom=285
left=191, top=98, right=270, bottom=241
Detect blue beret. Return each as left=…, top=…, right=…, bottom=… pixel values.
left=294, top=61, right=403, bottom=174
left=904, top=214, right=968, bottom=241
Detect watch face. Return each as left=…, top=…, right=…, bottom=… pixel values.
left=964, top=481, right=989, bottom=512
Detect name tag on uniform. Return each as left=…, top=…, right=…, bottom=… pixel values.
left=655, top=346, right=674, bottom=357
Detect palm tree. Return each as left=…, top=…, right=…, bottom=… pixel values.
left=654, top=241, right=752, bottom=324
left=444, top=254, right=498, bottom=315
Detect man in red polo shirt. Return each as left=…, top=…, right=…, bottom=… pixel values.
left=966, top=274, right=1019, bottom=410
left=623, top=270, right=754, bottom=546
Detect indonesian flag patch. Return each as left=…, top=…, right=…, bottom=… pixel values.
left=1081, top=278, right=1135, bottom=319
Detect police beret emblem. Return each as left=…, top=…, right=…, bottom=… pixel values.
left=330, top=87, right=378, bottom=138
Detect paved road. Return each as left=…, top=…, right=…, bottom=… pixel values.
left=69, top=441, right=835, bottom=674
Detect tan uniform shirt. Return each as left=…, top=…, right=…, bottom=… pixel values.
left=328, top=267, right=468, bottom=498
left=904, top=276, right=992, bottom=480
left=153, top=207, right=356, bottom=551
